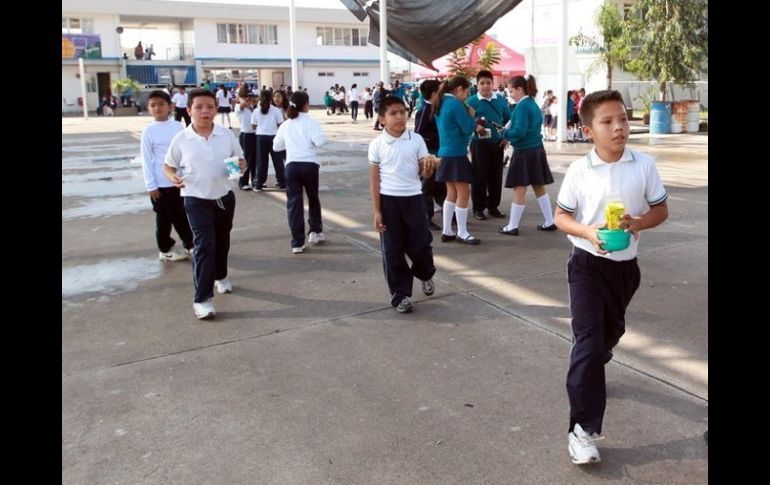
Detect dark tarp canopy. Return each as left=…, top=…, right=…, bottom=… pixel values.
left=338, top=0, right=524, bottom=70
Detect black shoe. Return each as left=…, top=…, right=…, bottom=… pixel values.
left=537, top=223, right=558, bottom=231
left=456, top=234, right=481, bottom=245
left=440, top=234, right=457, bottom=242
left=498, top=226, right=519, bottom=236
left=428, top=220, right=442, bottom=231
left=488, top=208, right=506, bottom=218
left=473, top=211, right=487, bottom=220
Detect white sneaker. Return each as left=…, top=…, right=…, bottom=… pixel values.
left=568, top=424, right=603, bottom=465
left=421, top=279, right=436, bottom=296
left=159, top=248, right=190, bottom=262
left=308, top=232, right=326, bottom=245
left=214, top=277, right=233, bottom=294
left=292, top=245, right=305, bottom=254
left=192, top=298, right=216, bottom=320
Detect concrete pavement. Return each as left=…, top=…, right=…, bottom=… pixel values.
left=62, top=111, right=708, bottom=484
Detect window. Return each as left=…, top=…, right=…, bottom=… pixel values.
left=216, top=23, right=278, bottom=44
left=62, top=17, right=94, bottom=34
left=316, top=26, right=368, bottom=46
left=353, top=72, right=369, bottom=77
left=318, top=72, right=335, bottom=77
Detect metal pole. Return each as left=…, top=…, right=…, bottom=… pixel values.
left=78, top=57, right=89, bottom=119
left=557, top=0, right=568, bottom=143
left=379, top=0, right=388, bottom=84
left=289, top=0, right=299, bottom=89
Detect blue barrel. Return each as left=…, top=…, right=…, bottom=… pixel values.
left=650, top=101, right=671, bottom=134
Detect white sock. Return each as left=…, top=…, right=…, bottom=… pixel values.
left=442, top=201, right=456, bottom=236
left=455, top=207, right=470, bottom=239
left=505, top=203, right=526, bottom=231
left=537, top=194, right=554, bottom=226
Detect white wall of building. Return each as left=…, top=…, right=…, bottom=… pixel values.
left=301, top=65, right=379, bottom=105
left=192, top=19, right=378, bottom=62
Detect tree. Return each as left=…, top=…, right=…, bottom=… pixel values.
left=478, top=41, right=502, bottom=72
left=447, top=47, right=474, bottom=78
left=569, top=0, right=628, bottom=89
left=620, top=0, right=708, bottom=101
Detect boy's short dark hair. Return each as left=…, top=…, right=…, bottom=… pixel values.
left=187, top=88, right=216, bottom=108
left=378, top=95, right=406, bottom=116
left=419, top=80, right=441, bottom=98
left=476, top=70, right=493, bottom=81
left=578, top=89, right=625, bottom=126
left=148, top=90, right=171, bottom=104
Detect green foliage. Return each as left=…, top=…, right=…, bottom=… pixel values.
left=635, top=85, right=656, bottom=113
left=111, top=78, right=142, bottom=96
left=569, top=0, right=628, bottom=89
left=619, top=0, right=708, bottom=101
left=447, top=47, right=475, bottom=78
left=478, top=42, right=502, bottom=71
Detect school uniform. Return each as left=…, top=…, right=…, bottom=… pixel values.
left=171, top=92, right=190, bottom=126
left=414, top=100, right=446, bottom=222
left=369, top=129, right=436, bottom=306
left=435, top=94, right=476, bottom=182
left=502, top=96, right=554, bottom=187
left=141, top=119, right=193, bottom=254
left=467, top=92, right=511, bottom=215
left=250, top=105, right=286, bottom=189
left=556, top=147, right=668, bottom=435
left=236, top=103, right=257, bottom=189
left=164, top=124, right=243, bottom=304
left=273, top=113, right=327, bottom=249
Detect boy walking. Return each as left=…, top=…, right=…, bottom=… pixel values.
left=163, top=89, right=246, bottom=320
left=554, top=90, right=669, bottom=465
left=140, top=90, right=194, bottom=262
left=369, top=96, right=440, bottom=313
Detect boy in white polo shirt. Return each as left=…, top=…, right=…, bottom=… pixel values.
left=140, top=90, right=194, bottom=262
left=554, top=90, right=669, bottom=465
left=163, top=89, right=245, bottom=320
left=369, top=96, right=441, bottom=313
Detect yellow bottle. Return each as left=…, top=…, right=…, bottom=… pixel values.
left=605, top=200, right=625, bottom=230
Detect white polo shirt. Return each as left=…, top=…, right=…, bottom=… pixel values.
left=250, top=105, right=284, bottom=135
left=164, top=124, right=244, bottom=200
left=368, top=129, right=428, bottom=197
left=272, top=112, right=326, bottom=164
left=236, top=105, right=255, bottom=134
left=556, top=147, right=668, bottom=261
left=141, top=119, right=184, bottom=191
left=171, top=92, right=188, bottom=109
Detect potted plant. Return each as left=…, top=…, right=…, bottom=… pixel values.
left=635, top=87, right=654, bottom=125
left=110, top=78, right=142, bottom=116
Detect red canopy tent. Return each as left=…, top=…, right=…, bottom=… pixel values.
left=415, top=34, right=526, bottom=83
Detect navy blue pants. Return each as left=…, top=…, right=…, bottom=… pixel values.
left=285, top=162, right=322, bottom=249
left=566, top=247, right=640, bottom=435
left=255, top=134, right=286, bottom=188
left=184, top=192, right=236, bottom=303
left=238, top=132, right=257, bottom=188
left=150, top=187, right=194, bottom=253
left=421, top=150, right=446, bottom=222
left=379, top=194, right=436, bottom=306
left=470, top=138, right=505, bottom=213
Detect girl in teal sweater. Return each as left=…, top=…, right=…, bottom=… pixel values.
left=499, top=75, right=556, bottom=236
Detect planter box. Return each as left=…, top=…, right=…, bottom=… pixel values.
left=113, top=106, right=138, bottom=117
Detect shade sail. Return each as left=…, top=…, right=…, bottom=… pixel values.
left=338, top=0, right=524, bottom=70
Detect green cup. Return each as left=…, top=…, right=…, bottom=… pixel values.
left=598, top=228, right=631, bottom=252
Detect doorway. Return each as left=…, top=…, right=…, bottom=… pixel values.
left=97, top=72, right=111, bottom=100
left=272, top=71, right=284, bottom=89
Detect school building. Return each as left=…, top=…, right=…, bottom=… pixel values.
left=62, top=0, right=381, bottom=113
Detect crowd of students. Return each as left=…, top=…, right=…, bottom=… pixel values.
left=138, top=75, right=669, bottom=466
